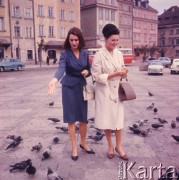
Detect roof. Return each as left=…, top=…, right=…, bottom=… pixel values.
left=158, top=6, right=179, bottom=26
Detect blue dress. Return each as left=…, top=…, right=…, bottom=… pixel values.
left=54, top=49, right=91, bottom=123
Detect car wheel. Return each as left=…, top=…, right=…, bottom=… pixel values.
left=0, top=67, right=4, bottom=72
left=171, top=70, right=173, bottom=74
left=17, top=65, right=22, bottom=71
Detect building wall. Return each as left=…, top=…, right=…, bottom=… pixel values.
left=0, top=0, right=11, bottom=58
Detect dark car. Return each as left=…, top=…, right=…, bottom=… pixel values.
left=0, top=58, right=25, bottom=72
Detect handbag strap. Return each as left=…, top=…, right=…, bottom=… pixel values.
left=85, top=75, right=95, bottom=85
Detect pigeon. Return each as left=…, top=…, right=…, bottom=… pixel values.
left=176, top=116, right=179, bottom=122
left=47, top=167, right=63, bottom=180
left=31, top=142, right=42, bottom=152
left=171, top=121, right=176, bottom=128
left=6, top=138, right=23, bottom=150
left=10, top=159, right=32, bottom=172
left=53, top=136, right=60, bottom=144
left=140, top=128, right=151, bottom=137
left=6, top=135, right=23, bottom=142
left=146, top=103, right=154, bottom=110
left=56, top=126, right=68, bottom=133
left=155, top=117, right=168, bottom=124
left=88, top=117, right=95, bottom=123
left=96, top=130, right=104, bottom=136
left=48, top=118, right=60, bottom=123
left=133, top=123, right=140, bottom=128
left=151, top=124, right=164, bottom=129
left=128, top=126, right=141, bottom=134
left=158, top=167, right=175, bottom=180
left=49, top=102, right=54, bottom=106
left=153, top=107, right=158, bottom=114
left=88, top=134, right=104, bottom=143
left=26, top=163, right=36, bottom=176
left=90, top=125, right=102, bottom=131
left=75, top=123, right=80, bottom=132
left=171, top=135, right=179, bottom=142
left=148, top=92, right=154, bottom=96
left=42, top=146, right=52, bottom=161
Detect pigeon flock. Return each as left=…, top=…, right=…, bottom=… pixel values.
left=3, top=93, right=179, bottom=180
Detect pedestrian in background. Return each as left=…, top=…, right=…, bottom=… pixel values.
left=48, top=27, right=95, bottom=161
left=91, top=24, right=129, bottom=160
left=46, top=55, right=50, bottom=65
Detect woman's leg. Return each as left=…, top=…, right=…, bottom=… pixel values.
left=79, top=122, right=91, bottom=151
left=115, top=129, right=125, bottom=156
left=104, top=129, right=114, bottom=154
left=68, top=122, right=78, bottom=156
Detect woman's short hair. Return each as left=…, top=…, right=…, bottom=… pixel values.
left=102, top=23, right=120, bottom=39
left=64, top=27, right=86, bottom=50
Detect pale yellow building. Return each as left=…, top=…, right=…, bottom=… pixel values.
left=0, top=0, right=80, bottom=63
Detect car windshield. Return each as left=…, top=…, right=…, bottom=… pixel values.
left=149, top=61, right=162, bottom=65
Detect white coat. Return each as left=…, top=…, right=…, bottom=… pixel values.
left=91, top=47, right=125, bottom=130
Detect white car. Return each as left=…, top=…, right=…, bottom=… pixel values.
left=171, top=59, right=179, bottom=74
left=148, top=60, right=163, bottom=75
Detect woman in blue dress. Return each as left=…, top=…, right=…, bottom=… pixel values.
left=48, top=27, right=95, bottom=161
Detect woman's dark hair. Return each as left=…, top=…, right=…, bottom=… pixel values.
left=102, top=23, right=120, bottom=39
left=63, top=27, right=86, bottom=50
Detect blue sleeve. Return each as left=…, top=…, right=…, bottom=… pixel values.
left=54, top=52, right=66, bottom=81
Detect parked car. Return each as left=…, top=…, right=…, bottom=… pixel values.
left=170, top=59, right=179, bottom=74
left=157, top=57, right=171, bottom=67
left=0, top=58, right=25, bottom=72
left=148, top=60, right=163, bottom=75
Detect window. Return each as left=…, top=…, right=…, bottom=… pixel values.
left=99, top=25, right=103, bottom=35
left=26, top=27, right=32, bottom=38
left=169, top=38, right=174, bottom=45
left=176, top=39, right=179, bottom=45
left=99, top=8, right=103, bottom=19
left=14, top=26, right=20, bottom=37
left=160, top=29, right=165, bottom=35
left=105, top=9, right=109, bottom=20
left=105, top=0, right=108, bottom=4
left=69, top=11, right=74, bottom=21
left=111, top=10, right=115, bottom=21
left=0, top=17, right=4, bottom=31
left=49, top=26, right=54, bottom=36
left=111, top=0, right=115, bottom=5
left=24, top=8, right=32, bottom=18
left=48, top=7, right=53, bottom=17
left=170, top=29, right=174, bottom=35
left=13, top=6, right=20, bottom=17
left=176, top=50, right=179, bottom=56
left=60, top=10, right=65, bottom=20
left=160, top=39, right=165, bottom=46
left=39, top=25, right=44, bottom=36
left=176, top=29, right=179, bottom=34
left=38, top=5, right=43, bottom=16
left=69, top=0, right=73, bottom=3
left=27, top=50, right=33, bottom=59
left=61, top=27, right=66, bottom=38
left=0, top=0, right=3, bottom=5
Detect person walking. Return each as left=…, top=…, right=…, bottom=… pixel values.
left=48, top=27, right=95, bottom=161
left=91, top=24, right=129, bottom=160
left=46, top=55, right=50, bottom=65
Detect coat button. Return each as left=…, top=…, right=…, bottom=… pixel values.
left=114, top=86, right=116, bottom=88
left=114, top=100, right=117, bottom=103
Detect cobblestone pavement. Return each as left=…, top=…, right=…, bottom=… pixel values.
left=0, top=64, right=179, bottom=180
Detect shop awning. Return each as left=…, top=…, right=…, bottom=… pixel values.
left=0, top=39, right=12, bottom=49
left=44, top=40, right=64, bottom=51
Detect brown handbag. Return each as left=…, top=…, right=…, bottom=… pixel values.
left=118, top=78, right=136, bottom=101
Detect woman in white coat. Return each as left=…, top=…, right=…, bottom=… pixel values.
left=91, top=24, right=128, bottom=160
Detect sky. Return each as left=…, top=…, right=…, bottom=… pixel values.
left=149, top=0, right=179, bottom=15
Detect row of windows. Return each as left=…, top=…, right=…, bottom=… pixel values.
left=119, top=3, right=132, bottom=12
left=12, top=5, right=75, bottom=21
left=160, top=39, right=179, bottom=46
left=133, top=11, right=157, bottom=20
left=120, top=29, right=132, bottom=39
left=13, top=25, right=67, bottom=38
left=119, top=16, right=132, bottom=25
left=99, top=8, right=115, bottom=21
left=160, top=29, right=179, bottom=35
left=133, top=21, right=156, bottom=30
left=133, top=33, right=156, bottom=41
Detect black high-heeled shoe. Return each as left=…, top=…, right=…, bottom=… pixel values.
left=80, top=144, right=95, bottom=154
left=71, top=155, right=78, bottom=161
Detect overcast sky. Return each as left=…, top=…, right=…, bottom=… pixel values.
left=149, top=0, right=179, bottom=15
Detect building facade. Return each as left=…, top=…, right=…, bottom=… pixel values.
left=0, top=0, right=80, bottom=63
left=158, top=6, right=179, bottom=58
left=80, top=0, right=118, bottom=48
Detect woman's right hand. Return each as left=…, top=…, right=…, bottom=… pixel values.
left=48, top=78, right=58, bottom=95
left=116, top=67, right=128, bottom=77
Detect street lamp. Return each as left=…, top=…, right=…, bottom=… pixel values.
left=37, top=36, right=45, bottom=67
left=15, top=20, right=20, bottom=59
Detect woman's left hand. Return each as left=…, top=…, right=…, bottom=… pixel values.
left=81, top=69, right=88, bottom=77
